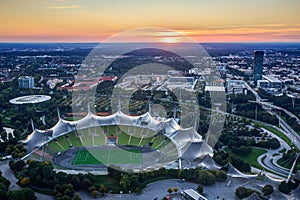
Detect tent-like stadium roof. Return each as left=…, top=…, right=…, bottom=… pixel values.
left=224, top=163, right=258, bottom=179
left=198, top=155, right=221, bottom=169
left=22, top=110, right=212, bottom=163
left=23, top=129, right=52, bottom=150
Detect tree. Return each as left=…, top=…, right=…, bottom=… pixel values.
left=135, top=187, right=141, bottom=193
left=64, top=188, right=73, bottom=197
left=230, top=157, right=251, bottom=173
left=88, top=186, right=97, bottom=193
left=53, top=183, right=75, bottom=199
left=91, top=190, right=99, bottom=198
left=269, top=138, right=280, bottom=149
left=210, top=170, right=227, bottom=182
left=41, top=165, right=52, bottom=179
left=198, top=170, right=215, bottom=186
left=0, top=183, right=7, bottom=200
left=196, top=185, right=203, bottom=194
left=213, top=155, right=223, bottom=165
left=216, top=170, right=227, bottom=182
left=21, top=188, right=37, bottom=200
left=19, top=177, right=31, bottom=187
left=8, top=160, right=15, bottom=170
left=70, top=176, right=80, bottom=189
left=235, top=186, right=249, bottom=199
left=5, top=146, right=12, bottom=155
left=57, top=195, right=72, bottom=200
left=173, top=187, right=178, bottom=193
left=0, top=175, right=10, bottom=190
left=288, top=180, right=299, bottom=190
left=99, top=184, right=107, bottom=195
left=262, top=184, right=274, bottom=196
left=119, top=174, right=140, bottom=191
left=11, top=160, right=26, bottom=171
left=81, top=178, right=92, bottom=190
left=278, top=181, right=291, bottom=194
left=8, top=188, right=37, bottom=200
left=73, top=193, right=81, bottom=200
left=232, top=146, right=252, bottom=156
left=167, top=187, right=173, bottom=194
left=235, top=186, right=258, bottom=199
left=119, top=175, right=130, bottom=189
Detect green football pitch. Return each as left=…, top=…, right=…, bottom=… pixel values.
left=72, top=149, right=143, bottom=165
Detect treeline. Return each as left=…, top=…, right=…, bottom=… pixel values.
left=0, top=131, right=26, bottom=159
left=108, top=166, right=227, bottom=193
left=278, top=180, right=299, bottom=195
left=0, top=170, right=36, bottom=200
left=213, top=150, right=251, bottom=173
left=234, top=104, right=279, bottom=125
left=106, top=48, right=193, bottom=77
left=9, top=159, right=228, bottom=199
left=235, top=184, right=276, bottom=199
left=0, top=81, right=70, bottom=134
left=220, top=127, right=280, bottom=155
left=259, top=89, right=300, bottom=120
left=229, top=93, right=279, bottom=125
left=281, top=112, right=300, bottom=133
left=0, top=116, right=27, bottom=159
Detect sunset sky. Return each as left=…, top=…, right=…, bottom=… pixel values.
left=0, top=0, right=300, bottom=42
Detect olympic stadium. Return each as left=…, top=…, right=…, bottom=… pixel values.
left=9, top=95, right=51, bottom=104
left=22, top=107, right=214, bottom=173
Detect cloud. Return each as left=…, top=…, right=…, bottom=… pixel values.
left=47, top=5, right=79, bottom=9
left=171, top=24, right=300, bottom=42
left=46, top=0, right=70, bottom=2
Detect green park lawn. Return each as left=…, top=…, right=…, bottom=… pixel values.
left=252, top=122, right=300, bottom=153
left=253, top=122, right=291, bottom=145
left=264, top=126, right=291, bottom=144
left=72, top=149, right=143, bottom=165
left=277, top=157, right=300, bottom=171
left=225, top=147, right=267, bottom=169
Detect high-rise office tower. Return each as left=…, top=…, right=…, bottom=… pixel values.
left=253, top=50, right=264, bottom=83
left=18, top=76, right=34, bottom=89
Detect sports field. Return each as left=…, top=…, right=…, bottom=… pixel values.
left=72, top=149, right=143, bottom=165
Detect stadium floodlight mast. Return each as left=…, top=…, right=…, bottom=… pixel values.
left=72, top=27, right=227, bottom=172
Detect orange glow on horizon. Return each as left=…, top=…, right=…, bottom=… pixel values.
left=159, top=37, right=182, bottom=43
left=0, top=0, right=299, bottom=42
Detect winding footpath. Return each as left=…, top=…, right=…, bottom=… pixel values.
left=257, top=128, right=291, bottom=178
left=0, top=161, right=54, bottom=200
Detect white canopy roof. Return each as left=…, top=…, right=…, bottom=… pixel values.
left=23, top=110, right=212, bottom=163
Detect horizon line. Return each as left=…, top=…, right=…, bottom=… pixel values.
left=1, top=41, right=300, bottom=44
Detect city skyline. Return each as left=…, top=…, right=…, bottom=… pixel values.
left=1, top=0, right=300, bottom=42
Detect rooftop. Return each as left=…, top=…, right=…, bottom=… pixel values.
left=263, top=75, right=282, bottom=83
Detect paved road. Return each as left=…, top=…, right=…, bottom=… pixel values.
left=1, top=160, right=299, bottom=200
left=78, top=179, right=199, bottom=200
left=0, top=161, right=54, bottom=200
left=77, top=178, right=295, bottom=200
left=274, top=112, right=300, bottom=149
left=256, top=128, right=291, bottom=177
left=245, top=83, right=262, bottom=101
left=244, top=82, right=300, bottom=177
left=0, top=161, right=21, bottom=190
left=258, top=101, right=300, bottom=123
left=245, top=82, right=300, bottom=124
left=161, top=94, right=298, bottom=178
